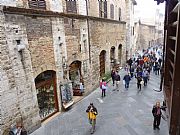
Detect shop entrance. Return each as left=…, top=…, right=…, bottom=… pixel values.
left=69, top=60, right=83, bottom=96
left=35, top=70, right=58, bottom=120
left=118, top=44, right=122, bottom=64
left=99, top=50, right=106, bottom=77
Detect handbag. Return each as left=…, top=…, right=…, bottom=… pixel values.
left=102, top=84, right=107, bottom=90
left=140, top=80, right=144, bottom=85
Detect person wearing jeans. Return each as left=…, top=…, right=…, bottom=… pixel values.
left=86, top=103, right=98, bottom=134
left=123, top=73, right=131, bottom=90
left=100, top=79, right=107, bottom=97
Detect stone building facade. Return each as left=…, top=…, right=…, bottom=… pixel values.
left=135, top=21, right=156, bottom=50
left=0, top=0, right=129, bottom=134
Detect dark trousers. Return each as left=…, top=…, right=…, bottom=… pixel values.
left=112, top=78, right=115, bottom=85
left=137, top=83, right=141, bottom=90
left=125, top=82, right=129, bottom=89
left=153, top=116, right=161, bottom=128
left=143, top=77, right=148, bottom=86
left=102, top=89, right=106, bottom=97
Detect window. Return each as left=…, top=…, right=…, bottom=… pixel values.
left=110, top=4, right=114, bottom=19
left=99, top=0, right=103, bottom=17
left=104, top=1, right=107, bottom=18
left=66, top=0, right=77, bottom=13
left=119, top=8, right=121, bottom=21
left=28, top=0, right=46, bottom=10
left=83, top=40, right=87, bottom=52
left=99, top=0, right=107, bottom=18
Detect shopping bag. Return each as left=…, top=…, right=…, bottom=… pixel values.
left=102, top=84, right=107, bottom=90
left=140, top=80, right=144, bottom=85
left=123, top=80, right=125, bottom=85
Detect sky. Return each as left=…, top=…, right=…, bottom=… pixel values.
left=134, top=0, right=165, bottom=24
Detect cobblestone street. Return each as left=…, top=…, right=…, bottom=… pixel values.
left=31, top=70, right=168, bottom=135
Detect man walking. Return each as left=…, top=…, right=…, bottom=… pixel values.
left=123, top=73, right=131, bottom=90
left=86, top=103, right=98, bottom=134
left=152, top=101, right=162, bottom=130
left=115, top=72, right=121, bottom=91
left=111, top=69, right=116, bottom=86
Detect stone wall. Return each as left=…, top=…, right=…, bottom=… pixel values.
left=89, top=20, right=126, bottom=89
left=0, top=9, right=41, bottom=134
left=137, top=23, right=156, bottom=50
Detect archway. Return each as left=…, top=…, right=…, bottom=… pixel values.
left=99, top=50, right=106, bottom=77
left=69, top=61, right=83, bottom=96
left=35, top=70, right=58, bottom=120
left=110, top=46, right=116, bottom=68
left=118, top=44, right=122, bottom=64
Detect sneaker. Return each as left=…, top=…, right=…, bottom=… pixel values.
left=156, top=127, right=160, bottom=130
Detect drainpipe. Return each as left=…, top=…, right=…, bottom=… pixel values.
left=86, top=0, right=91, bottom=64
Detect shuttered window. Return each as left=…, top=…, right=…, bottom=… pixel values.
left=110, top=4, right=114, bottom=19
left=28, top=0, right=46, bottom=10
left=104, top=1, right=107, bottom=18
left=99, top=0, right=103, bottom=17
left=66, top=0, right=77, bottom=13
left=119, top=8, right=121, bottom=21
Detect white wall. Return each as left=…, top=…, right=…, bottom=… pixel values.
left=49, top=0, right=63, bottom=12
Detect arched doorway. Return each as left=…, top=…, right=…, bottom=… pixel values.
left=99, top=50, right=106, bottom=77
left=35, top=70, right=58, bottom=120
left=118, top=44, right=122, bottom=64
left=110, top=46, right=116, bottom=68
left=69, top=61, right=83, bottom=96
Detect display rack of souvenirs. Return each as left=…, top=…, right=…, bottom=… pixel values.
left=37, top=84, right=56, bottom=119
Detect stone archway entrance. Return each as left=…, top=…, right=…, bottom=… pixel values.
left=110, top=46, right=116, bottom=68
left=69, top=61, right=83, bottom=96
left=118, top=44, right=122, bottom=64
left=99, top=50, right=106, bottom=77
left=35, top=70, right=59, bottom=120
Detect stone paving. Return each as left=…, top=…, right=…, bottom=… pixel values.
left=31, top=70, right=169, bottom=135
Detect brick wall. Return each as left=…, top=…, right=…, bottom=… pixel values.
left=26, top=16, right=56, bottom=78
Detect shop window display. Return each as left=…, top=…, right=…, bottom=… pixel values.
left=35, top=70, right=58, bottom=120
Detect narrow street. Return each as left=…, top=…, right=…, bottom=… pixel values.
left=31, top=70, right=168, bottom=135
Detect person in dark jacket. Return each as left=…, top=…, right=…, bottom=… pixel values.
left=115, top=72, right=121, bottom=91
left=136, top=75, right=142, bottom=90
left=123, top=73, right=131, bottom=90
left=111, top=69, right=116, bottom=86
left=152, top=101, right=162, bottom=130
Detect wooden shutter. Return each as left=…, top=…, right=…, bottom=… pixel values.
left=66, top=1, right=77, bottom=13
left=28, top=0, right=46, bottom=10
left=104, top=1, right=107, bottom=18
left=119, top=8, right=121, bottom=21
left=99, top=0, right=103, bottom=17
left=110, top=4, right=114, bottom=19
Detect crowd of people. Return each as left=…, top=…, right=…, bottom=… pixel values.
left=87, top=47, right=165, bottom=134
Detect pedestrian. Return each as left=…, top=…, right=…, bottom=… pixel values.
left=152, top=101, right=162, bottom=130
left=123, top=73, right=131, bottom=90
left=136, top=75, right=142, bottom=91
left=86, top=103, right=98, bottom=134
left=111, top=69, right=116, bottom=86
left=142, top=69, right=149, bottom=86
left=114, top=72, right=121, bottom=91
left=100, top=79, right=107, bottom=98
left=79, top=82, right=84, bottom=94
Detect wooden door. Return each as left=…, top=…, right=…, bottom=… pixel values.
left=99, top=51, right=106, bottom=77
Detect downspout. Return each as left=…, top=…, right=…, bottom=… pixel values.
left=86, top=0, right=91, bottom=64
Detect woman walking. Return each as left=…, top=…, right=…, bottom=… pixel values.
left=100, top=79, right=107, bottom=98
left=137, top=75, right=142, bottom=91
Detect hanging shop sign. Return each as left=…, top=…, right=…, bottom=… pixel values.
left=60, top=83, right=74, bottom=109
